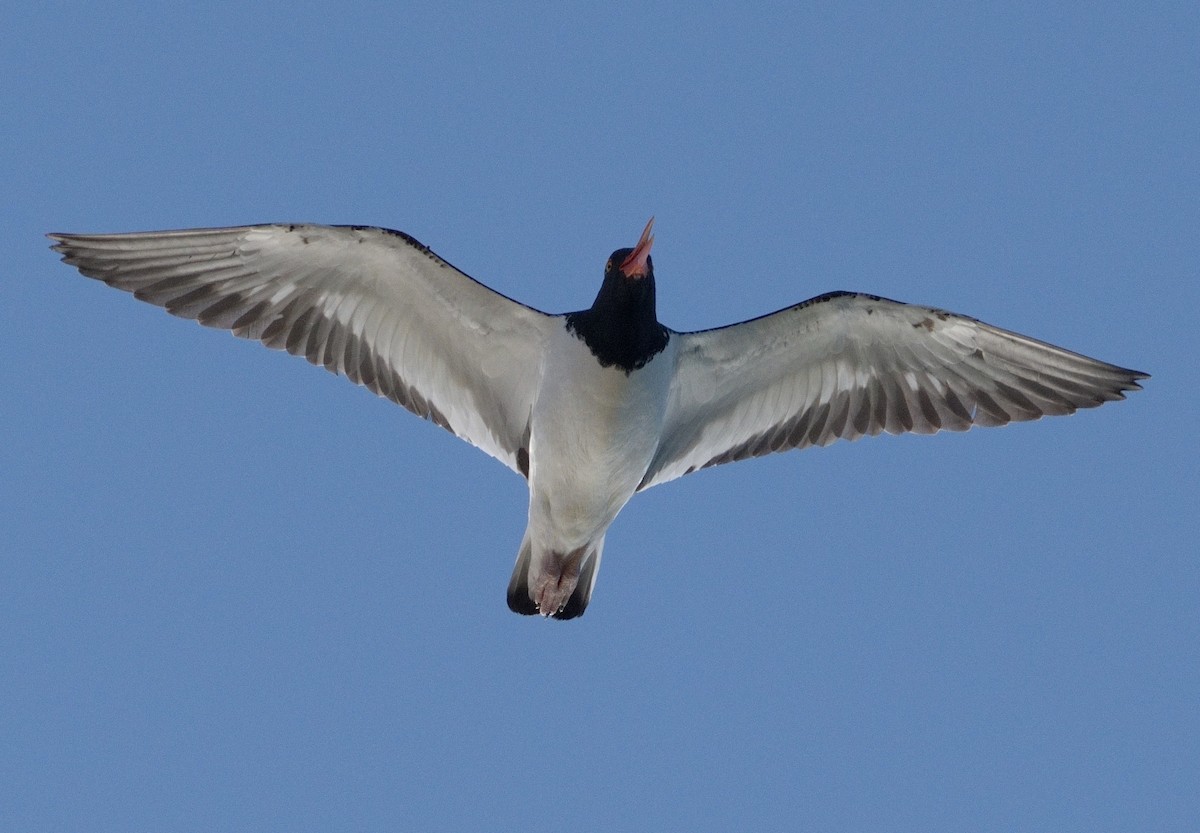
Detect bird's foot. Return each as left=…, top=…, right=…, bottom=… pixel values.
left=532, top=548, right=586, bottom=617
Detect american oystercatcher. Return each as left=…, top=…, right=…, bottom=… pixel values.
left=50, top=219, right=1147, bottom=618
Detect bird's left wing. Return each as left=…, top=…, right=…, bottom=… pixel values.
left=50, top=224, right=557, bottom=476
left=640, top=291, right=1146, bottom=490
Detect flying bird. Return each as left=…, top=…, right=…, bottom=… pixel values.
left=50, top=219, right=1147, bottom=619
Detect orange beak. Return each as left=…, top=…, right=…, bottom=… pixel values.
left=619, top=217, right=655, bottom=278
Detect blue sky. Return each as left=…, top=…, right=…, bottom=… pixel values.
left=3, top=3, right=1196, bottom=831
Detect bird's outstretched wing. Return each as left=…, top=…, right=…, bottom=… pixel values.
left=51, top=224, right=557, bottom=476
left=640, top=291, right=1146, bottom=489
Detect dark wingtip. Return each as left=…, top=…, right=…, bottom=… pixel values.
left=1118, top=368, right=1150, bottom=395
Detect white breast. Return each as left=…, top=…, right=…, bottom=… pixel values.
left=526, top=324, right=675, bottom=548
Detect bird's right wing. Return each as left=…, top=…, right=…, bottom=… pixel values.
left=640, top=291, right=1146, bottom=489
left=51, top=224, right=559, bottom=476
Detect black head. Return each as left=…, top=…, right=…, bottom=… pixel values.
left=591, top=217, right=656, bottom=313
left=566, top=218, right=668, bottom=373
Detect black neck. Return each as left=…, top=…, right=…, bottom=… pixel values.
left=565, top=272, right=669, bottom=373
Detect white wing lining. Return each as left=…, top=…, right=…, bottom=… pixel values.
left=640, top=291, right=1146, bottom=489
left=50, top=224, right=557, bottom=476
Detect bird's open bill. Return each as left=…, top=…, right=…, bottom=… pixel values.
left=620, top=217, right=655, bottom=277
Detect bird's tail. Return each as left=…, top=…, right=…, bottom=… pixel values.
left=506, top=533, right=604, bottom=620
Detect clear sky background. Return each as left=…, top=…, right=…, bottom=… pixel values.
left=3, top=4, right=1196, bottom=831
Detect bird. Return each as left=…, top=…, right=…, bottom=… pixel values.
left=49, top=218, right=1147, bottom=619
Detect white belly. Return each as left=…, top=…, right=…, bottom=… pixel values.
left=527, top=325, right=674, bottom=549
